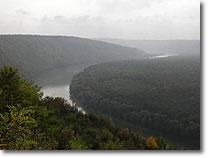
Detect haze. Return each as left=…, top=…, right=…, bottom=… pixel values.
left=0, top=0, right=200, bottom=40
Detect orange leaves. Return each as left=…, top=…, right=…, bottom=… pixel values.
left=146, top=136, right=158, bottom=150
left=0, top=144, right=8, bottom=150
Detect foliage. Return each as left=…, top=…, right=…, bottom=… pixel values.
left=68, top=137, right=88, bottom=150
left=0, top=105, right=39, bottom=149
left=146, top=136, right=158, bottom=150
left=0, top=66, right=173, bottom=150
left=0, top=66, right=41, bottom=112
left=0, top=66, right=20, bottom=108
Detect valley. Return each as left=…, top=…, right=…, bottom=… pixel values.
left=0, top=35, right=200, bottom=150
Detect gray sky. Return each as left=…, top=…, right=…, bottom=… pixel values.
left=0, top=0, right=200, bottom=40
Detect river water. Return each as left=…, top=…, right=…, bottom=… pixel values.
left=37, top=54, right=177, bottom=113
left=35, top=64, right=88, bottom=113
left=149, top=53, right=178, bottom=59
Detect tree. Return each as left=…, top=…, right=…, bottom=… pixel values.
left=0, top=66, right=20, bottom=109
left=0, top=66, right=41, bottom=111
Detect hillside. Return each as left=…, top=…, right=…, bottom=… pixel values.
left=0, top=35, right=147, bottom=80
left=70, top=55, right=200, bottom=149
left=0, top=66, right=173, bottom=150
left=95, top=38, right=200, bottom=56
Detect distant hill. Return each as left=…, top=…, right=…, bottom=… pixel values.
left=95, top=38, right=200, bottom=56
left=0, top=35, right=147, bottom=80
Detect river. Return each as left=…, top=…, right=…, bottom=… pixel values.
left=36, top=54, right=177, bottom=114
left=149, top=53, right=178, bottom=59
left=35, top=64, right=89, bottom=113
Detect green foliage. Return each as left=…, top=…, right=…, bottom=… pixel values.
left=101, top=139, right=123, bottom=150
left=0, top=66, right=42, bottom=112
left=0, top=66, right=20, bottom=108
left=68, top=137, right=88, bottom=150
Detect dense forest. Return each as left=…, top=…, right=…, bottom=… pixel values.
left=0, top=66, right=174, bottom=150
left=0, top=35, right=147, bottom=80
left=70, top=55, right=200, bottom=149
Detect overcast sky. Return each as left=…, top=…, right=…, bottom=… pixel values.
left=0, top=0, right=200, bottom=40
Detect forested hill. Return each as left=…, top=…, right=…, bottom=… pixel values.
left=0, top=35, right=147, bottom=79
left=70, top=55, right=200, bottom=149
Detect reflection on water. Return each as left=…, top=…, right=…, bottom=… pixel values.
left=149, top=53, right=178, bottom=59
left=41, top=85, right=86, bottom=114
